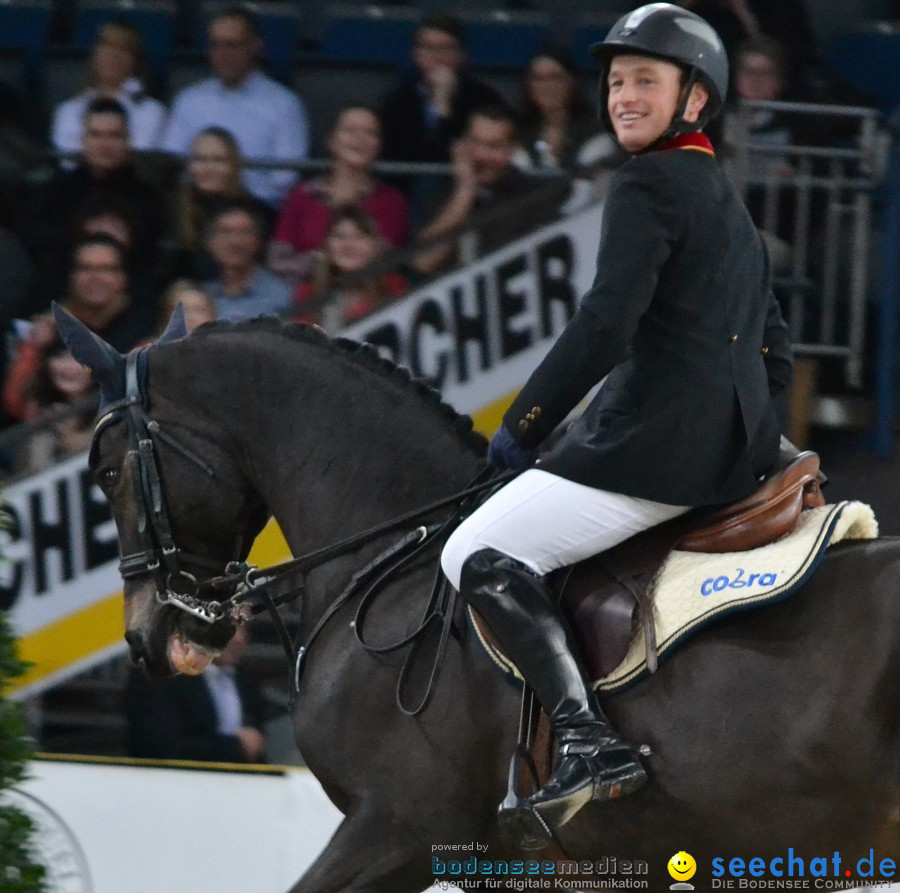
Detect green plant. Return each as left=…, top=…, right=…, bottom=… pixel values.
left=0, top=611, right=46, bottom=893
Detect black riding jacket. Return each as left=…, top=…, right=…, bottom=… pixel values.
left=505, top=132, right=793, bottom=507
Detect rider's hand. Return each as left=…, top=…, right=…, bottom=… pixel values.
left=487, top=425, right=536, bottom=471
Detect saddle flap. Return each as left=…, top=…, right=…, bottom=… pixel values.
left=565, top=575, right=637, bottom=680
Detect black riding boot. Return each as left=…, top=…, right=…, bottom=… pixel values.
left=461, top=548, right=647, bottom=828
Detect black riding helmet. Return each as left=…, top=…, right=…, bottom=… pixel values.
left=590, top=3, right=729, bottom=143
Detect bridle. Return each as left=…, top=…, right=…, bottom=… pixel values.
left=91, top=349, right=260, bottom=625
left=93, top=348, right=514, bottom=709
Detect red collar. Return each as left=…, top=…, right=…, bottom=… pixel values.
left=658, top=132, right=715, bottom=156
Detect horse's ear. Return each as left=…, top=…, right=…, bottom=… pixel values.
left=52, top=302, right=126, bottom=397
left=158, top=303, right=187, bottom=344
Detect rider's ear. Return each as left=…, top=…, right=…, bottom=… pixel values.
left=52, top=301, right=126, bottom=398
left=158, top=304, right=187, bottom=345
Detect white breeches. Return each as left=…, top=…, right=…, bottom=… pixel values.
left=441, top=468, right=690, bottom=590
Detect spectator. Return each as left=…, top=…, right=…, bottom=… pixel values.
left=23, top=97, right=163, bottom=316
left=160, top=5, right=309, bottom=208
left=203, top=200, right=292, bottom=321
left=294, top=205, right=409, bottom=333
left=673, top=0, right=822, bottom=97
left=515, top=46, right=618, bottom=174
left=167, top=126, right=271, bottom=281
left=51, top=20, right=166, bottom=159
left=413, top=105, right=569, bottom=277
left=12, top=337, right=98, bottom=476
left=72, top=191, right=161, bottom=299
left=3, top=234, right=157, bottom=422
left=379, top=13, right=504, bottom=166
left=721, top=36, right=795, bottom=268
left=158, top=279, right=217, bottom=334
left=269, top=105, right=409, bottom=290
left=125, top=625, right=268, bottom=764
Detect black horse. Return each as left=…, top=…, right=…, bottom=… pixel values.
left=58, top=311, right=900, bottom=892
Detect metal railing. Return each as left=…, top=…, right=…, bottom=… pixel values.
left=724, top=98, right=884, bottom=389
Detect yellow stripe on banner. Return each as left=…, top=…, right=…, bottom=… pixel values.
left=12, top=594, right=124, bottom=692
left=247, top=516, right=292, bottom=565
left=469, top=390, right=518, bottom=437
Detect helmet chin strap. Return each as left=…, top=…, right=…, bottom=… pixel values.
left=636, top=67, right=704, bottom=154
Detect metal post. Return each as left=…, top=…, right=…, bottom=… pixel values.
left=872, top=143, right=900, bottom=457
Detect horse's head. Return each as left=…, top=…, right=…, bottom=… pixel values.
left=55, top=304, right=269, bottom=678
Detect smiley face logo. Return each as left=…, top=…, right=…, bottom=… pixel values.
left=668, top=851, right=697, bottom=882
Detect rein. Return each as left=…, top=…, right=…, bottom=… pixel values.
left=95, top=348, right=515, bottom=713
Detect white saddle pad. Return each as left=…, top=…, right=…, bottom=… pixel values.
left=597, top=501, right=878, bottom=692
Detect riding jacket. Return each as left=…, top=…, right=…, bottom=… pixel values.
left=504, top=132, right=793, bottom=507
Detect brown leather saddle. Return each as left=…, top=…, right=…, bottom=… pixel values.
left=560, top=446, right=825, bottom=681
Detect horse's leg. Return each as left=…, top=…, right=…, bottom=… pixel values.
left=286, top=807, right=431, bottom=893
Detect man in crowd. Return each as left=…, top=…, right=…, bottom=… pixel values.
left=4, top=233, right=156, bottom=422
left=203, top=199, right=292, bottom=321
left=379, top=13, right=503, bottom=166
left=160, top=5, right=309, bottom=208
left=414, top=105, right=569, bottom=277
left=22, top=97, right=162, bottom=312
left=125, top=624, right=268, bottom=764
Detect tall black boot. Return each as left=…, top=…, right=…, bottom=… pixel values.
left=461, top=548, right=647, bottom=828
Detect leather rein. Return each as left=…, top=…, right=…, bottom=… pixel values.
left=93, top=349, right=510, bottom=712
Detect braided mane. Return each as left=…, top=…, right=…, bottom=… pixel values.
left=186, top=317, right=488, bottom=455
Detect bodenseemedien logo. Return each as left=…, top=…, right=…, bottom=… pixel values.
left=669, top=851, right=697, bottom=890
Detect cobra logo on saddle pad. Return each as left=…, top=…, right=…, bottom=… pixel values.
left=598, top=500, right=878, bottom=692
left=699, top=568, right=779, bottom=596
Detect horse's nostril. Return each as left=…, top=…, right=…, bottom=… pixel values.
left=125, top=630, right=146, bottom=663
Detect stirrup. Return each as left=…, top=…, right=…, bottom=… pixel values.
left=529, top=747, right=648, bottom=828
left=497, top=745, right=555, bottom=851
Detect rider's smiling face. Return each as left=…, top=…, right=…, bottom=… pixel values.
left=606, top=55, right=708, bottom=152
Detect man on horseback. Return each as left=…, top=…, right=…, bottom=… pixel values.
left=441, top=2, right=793, bottom=833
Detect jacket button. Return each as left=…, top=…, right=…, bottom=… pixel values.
left=730, top=335, right=738, bottom=342
left=518, top=420, right=529, bottom=432
left=761, top=346, right=770, bottom=354
left=531, top=406, right=542, bottom=419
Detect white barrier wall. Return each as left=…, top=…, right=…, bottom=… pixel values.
left=14, top=758, right=343, bottom=893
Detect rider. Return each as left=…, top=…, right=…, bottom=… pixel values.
left=441, top=3, right=793, bottom=830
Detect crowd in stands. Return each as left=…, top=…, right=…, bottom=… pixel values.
left=0, top=0, right=880, bottom=478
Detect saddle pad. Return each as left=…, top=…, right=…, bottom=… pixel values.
left=596, top=500, right=877, bottom=692
left=470, top=501, right=877, bottom=693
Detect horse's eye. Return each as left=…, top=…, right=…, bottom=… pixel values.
left=103, top=469, right=120, bottom=486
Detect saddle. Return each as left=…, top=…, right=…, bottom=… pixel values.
left=560, top=445, right=825, bottom=681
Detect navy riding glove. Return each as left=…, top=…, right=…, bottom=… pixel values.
left=487, top=425, right=537, bottom=471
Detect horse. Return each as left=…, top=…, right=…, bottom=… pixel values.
left=58, top=309, right=900, bottom=893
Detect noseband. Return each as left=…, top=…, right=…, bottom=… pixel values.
left=91, top=349, right=254, bottom=624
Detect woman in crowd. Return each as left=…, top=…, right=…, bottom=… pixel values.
left=169, top=127, right=270, bottom=280
left=270, top=105, right=409, bottom=291
left=293, top=205, right=407, bottom=333
left=158, top=279, right=217, bottom=334
left=51, top=20, right=166, bottom=157
left=12, top=335, right=98, bottom=476
left=516, top=46, right=619, bottom=174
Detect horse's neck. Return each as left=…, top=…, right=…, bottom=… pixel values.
left=198, top=337, right=483, bottom=554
